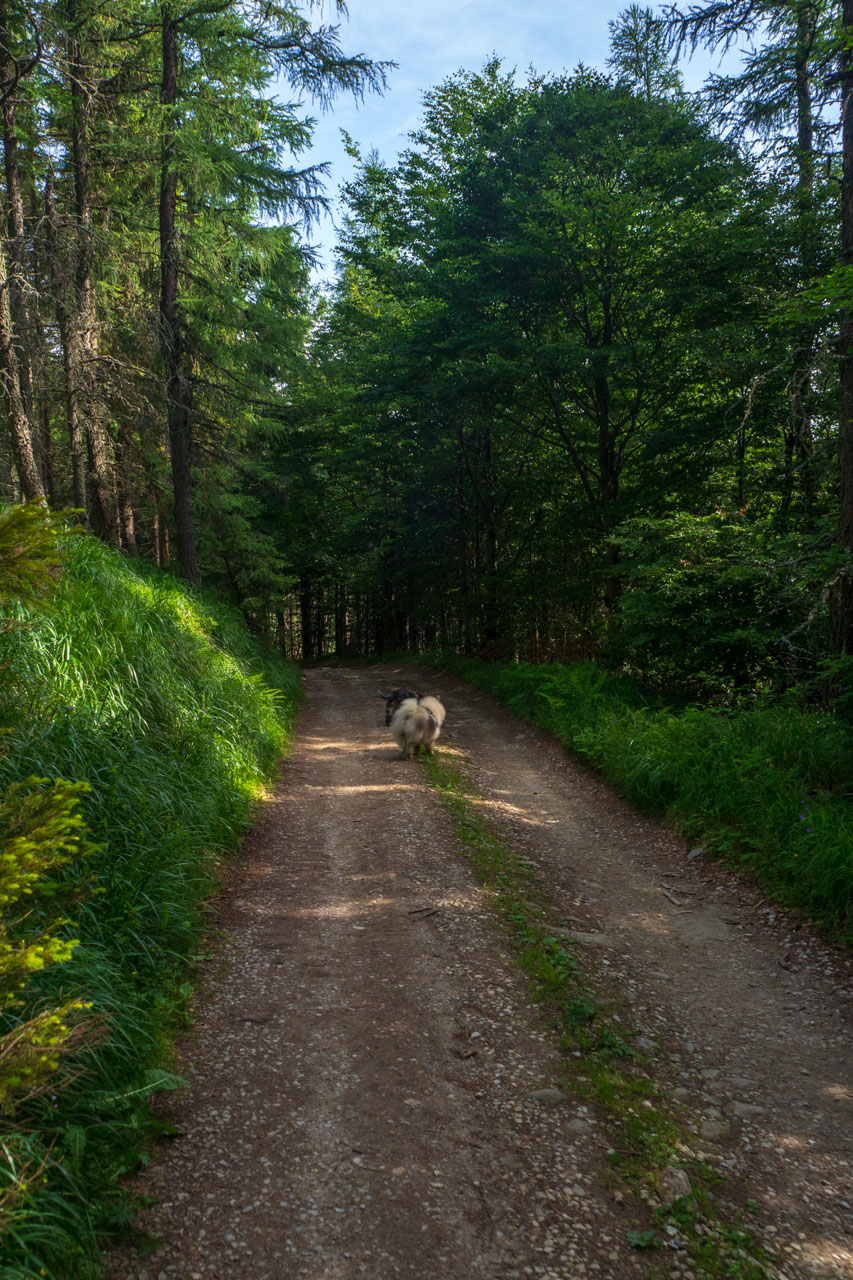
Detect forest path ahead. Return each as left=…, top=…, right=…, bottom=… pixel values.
left=108, top=666, right=851, bottom=1280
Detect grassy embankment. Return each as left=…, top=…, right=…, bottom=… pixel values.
left=405, top=656, right=853, bottom=942
left=0, top=529, right=300, bottom=1279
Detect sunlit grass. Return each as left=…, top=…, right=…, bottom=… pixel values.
left=0, top=535, right=300, bottom=1277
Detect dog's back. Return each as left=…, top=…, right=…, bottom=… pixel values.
left=417, top=695, right=445, bottom=728
left=390, top=695, right=445, bottom=759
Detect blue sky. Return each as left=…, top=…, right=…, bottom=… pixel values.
left=295, top=1, right=732, bottom=280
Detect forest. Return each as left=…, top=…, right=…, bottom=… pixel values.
left=0, top=1, right=852, bottom=1274
left=0, top=0, right=851, bottom=694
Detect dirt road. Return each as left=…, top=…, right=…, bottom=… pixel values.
left=108, top=666, right=852, bottom=1280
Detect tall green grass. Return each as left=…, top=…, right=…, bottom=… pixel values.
left=0, top=535, right=300, bottom=1278
left=419, top=657, right=853, bottom=942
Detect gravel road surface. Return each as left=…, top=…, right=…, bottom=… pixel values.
left=106, top=665, right=852, bottom=1280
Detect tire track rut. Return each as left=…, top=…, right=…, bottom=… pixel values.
left=108, top=667, right=644, bottom=1280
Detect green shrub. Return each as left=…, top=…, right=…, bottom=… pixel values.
left=607, top=514, right=830, bottom=699
left=0, top=502, right=68, bottom=619
left=0, top=777, right=100, bottom=1112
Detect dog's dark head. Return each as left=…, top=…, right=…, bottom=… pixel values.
left=378, top=688, right=420, bottom=725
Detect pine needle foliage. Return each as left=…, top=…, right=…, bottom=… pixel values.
left=0, top=505, right=74, bottom=624
left=0, top=777, right=99, bottom=1114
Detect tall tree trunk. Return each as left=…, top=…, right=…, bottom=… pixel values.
left=118, top=490, right=138, bottom=554
left=0, top=5, right=42, bottom=501
left=159, top=4, right=200, bottom=587
left=478, top=426, right=504, bottom=658
left=334, top=585, right=347, bottom=655
left=158, top=512, right=170, bottom=566
left=481, top=514, right=500, bottom=657
left=37, top=382, right=54, bottom=502
left=596, top=286, right=622, bottom=612
left=0, top=244, right=43, bottom=499
left=316, top=593, right=326, bottom=658
left=153, top=504, right=171, bottom=567
left=597, top=416, right=622, bottom=612
left=67, top=10, right=119, bottom=544
left=29, top=188, right=56, bottom=503
left=44, top=169, right=86, bottom=512
left=831, top=0, right=853, bottom=655
left=380, top=567, right=396, bottom=651
left=299, top=574, right=314, bottom=661
left=1, top=3, right=32, bottom=415
left=794, top=1, right=816, bottom=262
left=783, top=0, right=817, bottom=522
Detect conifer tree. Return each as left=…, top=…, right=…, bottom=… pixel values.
left=0, top=0, right=44, bottom=501
left=665, top=0, right=837, bottom=519
left=608, top=4, right=684, bottom=99
left=832, top=0, right=853, bottom=654
left=154, top=0, right=386, bottom=585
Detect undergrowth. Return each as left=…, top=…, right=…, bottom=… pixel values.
left=424, top=748, right=779, bottom=1280
left=408, top=655, right=853, bottom=942
left=0, top=530, right=300, bottom=1278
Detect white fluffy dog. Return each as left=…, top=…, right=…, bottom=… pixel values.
left=390, top=695, right=445, bottom=760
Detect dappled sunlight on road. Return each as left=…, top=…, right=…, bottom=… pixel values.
left=348, top=871, right=406, bottom=884
left=303, top=782, right=421, bottom=796
left=774, top=1133, right=810, bottom=1152
left=466, top=790, right=557, bottom=827
left=622, top=910, right=674, bottom=937
left=286, top=895, right=403, bottom=920
left=800, top=1236, right=853, bottom=1272
left=283, top=892, right=474, bottom=923
left=303, top=736, right=401, bottom=754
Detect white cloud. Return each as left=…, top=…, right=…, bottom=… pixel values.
left=291, top=1, right=737, bottom=278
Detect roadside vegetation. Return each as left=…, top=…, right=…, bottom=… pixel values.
left=0, top=506, right=300, bottom=1279
left=411, top=655, right=852, bottom=944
